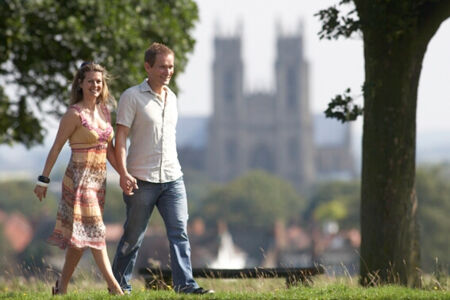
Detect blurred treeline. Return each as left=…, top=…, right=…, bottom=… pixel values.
left=0, top=164, right=448, bottom=274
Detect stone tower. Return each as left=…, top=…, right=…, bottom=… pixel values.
left=274, top=33, right=315, bottom=188
left=207, top=29, right=315, bottom=191
left=207, top=36, right=245, bottom=181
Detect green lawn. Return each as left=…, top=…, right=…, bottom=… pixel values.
left=0, top=275, right=448, bottom=299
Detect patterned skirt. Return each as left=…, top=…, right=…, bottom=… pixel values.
left=48, top=145, right=107, bottom=250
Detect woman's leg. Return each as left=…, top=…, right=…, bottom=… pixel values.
left=58, top=247, right=84, bottom=294
left=91, top=247, right=124, bottom=295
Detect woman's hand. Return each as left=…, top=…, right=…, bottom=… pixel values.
left=34, top=185, right=47, bottom=201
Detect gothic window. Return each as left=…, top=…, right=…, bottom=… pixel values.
left=249, top=144, right=275, bottom=172
left=224, top=69, right=235, bottom=102
left=286, top=67, right=297, bottom=108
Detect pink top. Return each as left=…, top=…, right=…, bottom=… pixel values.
left=69, top=104, right=114, bottom=149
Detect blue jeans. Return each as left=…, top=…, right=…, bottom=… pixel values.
left=112, top=176, right=199, bottom=293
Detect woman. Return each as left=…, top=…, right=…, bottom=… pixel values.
left=34, top=62, right=123, bottom=295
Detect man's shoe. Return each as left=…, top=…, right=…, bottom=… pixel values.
left=190, top=287, right=215, bottom=294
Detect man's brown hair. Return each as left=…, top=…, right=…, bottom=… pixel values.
left=144, top=43, right=174, bottom=67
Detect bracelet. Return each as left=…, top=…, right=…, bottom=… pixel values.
left=36, top=181, right=49, bottom=188
left=38, top=175, right=50, bottom=183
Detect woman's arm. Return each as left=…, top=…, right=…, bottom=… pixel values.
left=34, top=109, right=79, bottom=201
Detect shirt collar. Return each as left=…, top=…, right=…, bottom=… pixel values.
left=139, top=79, right=168, bottom=96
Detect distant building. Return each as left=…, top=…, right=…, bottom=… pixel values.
left=185, top=27, right=355, bottom=191
left=205, top=30, right=315, bottom=191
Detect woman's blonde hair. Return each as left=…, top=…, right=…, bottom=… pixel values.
left=70, top=62, right=115, bottom=107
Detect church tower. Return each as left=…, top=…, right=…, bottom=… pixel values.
left=274, top=30, right=315, bottom=188
left=207, top=35, right=245, bottom=181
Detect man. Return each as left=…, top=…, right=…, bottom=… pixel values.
left=112, top=42, right=213, bottom=295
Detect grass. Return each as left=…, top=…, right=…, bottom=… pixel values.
left=0, top=274, right=449, bottom=300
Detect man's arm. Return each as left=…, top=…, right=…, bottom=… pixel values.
left=115, top=124, right=138, bottom=195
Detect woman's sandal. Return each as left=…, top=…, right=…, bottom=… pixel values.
left=108, top=287, right=125, bottom=296
left=108, top=287, right=124, bottom=295
left=52, top=279, right=60, bottom=295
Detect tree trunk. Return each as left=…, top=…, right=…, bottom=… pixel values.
left=357, top=12, right=443, bottom=287
left=354, top=0, right=450, bottom=287
left=340, top=0, right=450, bottom=287
left=359, top=36, right=421, bottom=287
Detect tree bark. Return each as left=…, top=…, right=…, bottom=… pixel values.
left=360, top=34, right=422, bottom=288
left=355, top=0, right=450, bottom=287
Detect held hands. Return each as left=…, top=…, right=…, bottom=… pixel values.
left=34, top=185, right=47, bottom=201
left=120, top=173, right=138, bottom=195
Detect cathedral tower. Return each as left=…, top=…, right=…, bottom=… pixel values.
left=274, top=32, right=314, bottom=188
left=207, top=36, right=245, bottom=181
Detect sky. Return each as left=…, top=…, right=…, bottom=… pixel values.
left=176, top=0, right=450, bottom=136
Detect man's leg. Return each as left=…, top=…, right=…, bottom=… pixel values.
left=112, top=180, right=159, bottom=292
left=157, top=177, right=199, bottom=292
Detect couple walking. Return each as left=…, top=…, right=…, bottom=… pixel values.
left=34, top=43, right=213, bottom=295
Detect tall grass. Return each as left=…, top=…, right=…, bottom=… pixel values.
left=0, top=266, right=448, bottom=300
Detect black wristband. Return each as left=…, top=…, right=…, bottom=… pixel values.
left=38, top=175, right=50, bottom=183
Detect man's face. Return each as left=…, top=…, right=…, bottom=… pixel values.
left=145, top=53, right=174, bottom=88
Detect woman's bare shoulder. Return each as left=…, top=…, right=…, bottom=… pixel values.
left=61, top=106, right=81, bottom=124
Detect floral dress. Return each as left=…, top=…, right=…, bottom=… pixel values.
left=48, top=104, right=113, bottom=249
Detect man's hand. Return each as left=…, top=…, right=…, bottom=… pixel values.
left=120, top=173, right=138, bottom=195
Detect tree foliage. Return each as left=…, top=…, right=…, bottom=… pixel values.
left=0, top=223, right=15, bottom=269
left=197, top=171, right=306, bottom=231
left=416, top=164, right=450, bottom=273
left=315, top=1, right=363, bottom=123
left=306, top=180, right=360, bottom=229
left=305, top=172, right=449, bottom=273
left=0, top=180, right=58, bottom=220
left=324, top=88, right=363, bottom=123
left=0, top=0, right=198, bottom=147
left=315, top=0, right=361, bottom=40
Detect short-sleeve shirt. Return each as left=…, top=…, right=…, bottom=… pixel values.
left=116, top=79, right=182, bottom=183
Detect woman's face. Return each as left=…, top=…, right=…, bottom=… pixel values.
left=80, top=71, right=103, bottom=100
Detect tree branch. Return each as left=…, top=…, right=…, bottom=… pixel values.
left=417, top=0, right=450, bottom=41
